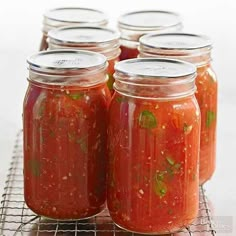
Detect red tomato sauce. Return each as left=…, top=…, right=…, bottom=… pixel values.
left=24, top=83, right=111, bottom=219
left=195, top=65, right=217, bottom=184
left=119, top=45, right=139, bottom=61
left=107, top=93, right=200, bottom=234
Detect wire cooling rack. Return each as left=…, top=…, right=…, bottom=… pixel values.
left=0, top=131, right=216, bottom=236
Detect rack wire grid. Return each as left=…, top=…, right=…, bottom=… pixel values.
left=0, top=131, right=216, bottom=236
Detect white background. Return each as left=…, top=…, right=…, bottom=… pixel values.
left=0, top=0, right=235, bottom=235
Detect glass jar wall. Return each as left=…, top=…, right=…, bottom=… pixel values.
left=107, top=58, right=200, bottom=234
left=23, top=50, right=111, bottom=220
left=139, top=33, right=217, bottom=185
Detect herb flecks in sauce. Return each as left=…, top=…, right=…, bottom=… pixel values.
left=206, top=111, right=216, bottom=128
left=68, top=93, right=83, bottom=100
left=28, top=159, right=40, bottom=177
left=138, top=111, right=157, bottom=129
left=154, top=157, right=182, bottom=197
left=107, top=74, right=114, bottom=90
left=154, top=172, right=167, bottom=198
left=166, top=156, right=175, bottom=166
left=183, top=123, right=193, bottom=134
left=76, top=135, right=89, bottom=154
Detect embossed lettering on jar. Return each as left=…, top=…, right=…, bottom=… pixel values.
left=23, top=50, right=110, bottom=220
left=48, top=27, right=120, bottom=94
left=139, top=33, right=217, bottom=185
left=118, top=10, right=182, bottom=60
left=108, top=58, right=200, bottom=234
left=40, top=7, right=108, bottom=51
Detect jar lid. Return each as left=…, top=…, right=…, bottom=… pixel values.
left=118, top=10, right=182, bottom=31
left=27, top=50, right=107, bottom=74
left=43, top=7, right=108, bottom=29
left=115, top=58, right=196, bottom=79
left=140, top=33, right=212, bottom=50
left=48, top=27, right=120, bottom=45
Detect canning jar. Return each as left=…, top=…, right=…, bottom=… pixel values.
left=118, top=10, right=182, bottom=60
left=40, top=7, right=108, bottom=51
left=23, top=50, right=110, bottom=220
left=139, top=33, right=217, bottom=185
left=107, top=58, right=200, bottom=234
left=48, top=27, right=120, bottom=94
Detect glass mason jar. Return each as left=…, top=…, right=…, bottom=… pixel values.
left=108, top=58, right=200, bottom=234
left=23, top=50, right=111, bottom=220
left=48, top=27, right=120, bottom=94
left=118, top=10, right=182, bottom=61
left=139, top=33, right=217, bottom=185
left=40, top=7, right=108, bottom=51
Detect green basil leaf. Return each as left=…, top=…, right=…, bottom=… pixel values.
left=76, top=135, right=89, bottom=154
left=166, top=156, right=175, bottom=166
left=154, top=178, right=167, bottom=198
left=68, top=93, right=83, bottom=100
left=76, top=135, right=89, bottom=144
left=107, top=74, right=114, bottom=90
left=138, top=110, right=157, bottom=129
left=154, top=172, right=167, bottom=197
left=28, top=159, right=40, bottom=177
left=68, top=132, right=76, bottom=142
left=80, top=142, right=88, bottom=154
left=173, top=163, right=181, bottom=170
left=206, top=111, right=216, bottom=128
left=155, top=172, right=165, bottom=181
left=167, top=167, right=174, bottom=177
left=183, top=123, right=193, bottom=134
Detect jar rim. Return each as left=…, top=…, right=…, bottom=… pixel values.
left=139, top=33, right=212, bottom=50
left=118, top=10, right=182, bottom=31
left=27, top=49, right=107, bottom=75
left=44, top=7, right=108, bottom=25
left=48, top=26, right=120, bottom=45
left=114, top=58, right=196, bottom=79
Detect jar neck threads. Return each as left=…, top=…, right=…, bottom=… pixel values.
left=114, top=76, right=196, bottom=100
left=139, top=33, right=212, bottom=67
left=114, top=58, right=196, bottom=100
left=139, top=47, right=212, bottom=67
left=48, top=27, right=120, bottom=60
left=27, top=50, right=108, bottom=88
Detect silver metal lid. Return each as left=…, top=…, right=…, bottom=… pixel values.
left=140, top=33, right=212, bottom=50
left=27, top=50, right=107, bottom=73
left=43, top=7, right=108, bottom=31
left=48, top=27, right=120, bottom=44
left=115, top=58, right=196, bottom=78
left=118, top=10, right=182, bottom=31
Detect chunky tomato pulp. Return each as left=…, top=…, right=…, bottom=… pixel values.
left=195, top=65, right=217, bottom=184
left=24, top=83, right=111, bottom=219
left=119, top=45, right=139, bottom=60
left=108, top=93, right=200, bottom=234
left=107, top=57, right=119, bottom=94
